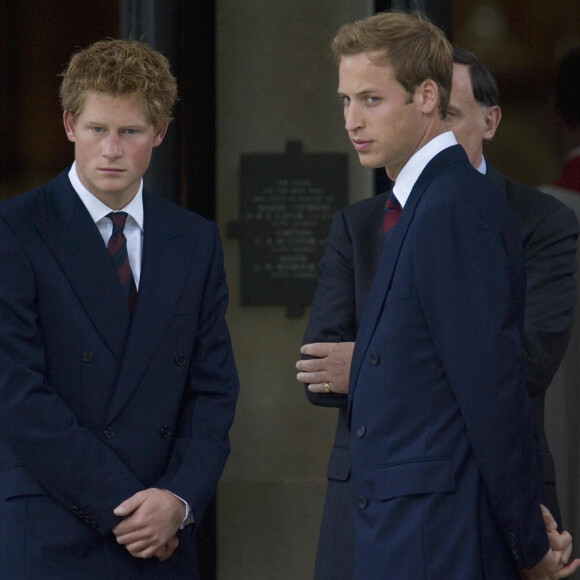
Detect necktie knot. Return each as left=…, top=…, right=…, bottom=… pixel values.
left=108, top=211, right=128, bottom=234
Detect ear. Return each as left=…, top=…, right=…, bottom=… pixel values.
left=63, top=111, right=77, bottom=143
left=153, top=121, right=169, bottom=147
left=417, top=79, right=439, bottom=115
left=482, top=105, right=501, bottom=140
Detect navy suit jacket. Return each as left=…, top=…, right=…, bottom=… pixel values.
left=349, top=145, right=547, bottom=578
left=304, top=160, right=577, bottom=580
left=0, top=169, right=239, bottom=579
left=305, top=147, right=577, bottom=579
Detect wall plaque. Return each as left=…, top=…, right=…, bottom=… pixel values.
left=229, top=142, right=348, bottom=317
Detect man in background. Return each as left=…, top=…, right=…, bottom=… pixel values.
left=298, top=13, right=578, bottom=578
left=0, top=39, right=239, bottom=579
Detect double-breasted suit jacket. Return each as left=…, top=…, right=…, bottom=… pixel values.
left=348, top=145, right=548, bottom=578
left=0, top=169, right=239, bottom=579
left=304, top=158, right=577, bottom=579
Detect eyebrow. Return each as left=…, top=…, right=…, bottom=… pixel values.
left=84, top=120, right=148, bottom=129
left=337, top=89, right=378, bottom=98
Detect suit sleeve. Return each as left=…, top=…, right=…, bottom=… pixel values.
left=302, top=209, right=357, bottom=409
left=154, top=225, right=239, bottom=523
left=0, top=217, right=144, bottom=536
left=413, top=182, right=549, bottom=569
left=521, top=202, right=578, bottom=396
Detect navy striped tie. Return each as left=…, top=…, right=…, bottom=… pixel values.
left=107, top=212, right=137, bottom=313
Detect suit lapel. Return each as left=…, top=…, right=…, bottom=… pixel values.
left=348, top=205, right=414, bottom=412
left=35, top=171, right=131, bottom=362
left=106, top=191, right=189, bottom=422
left=348, top=145, right=467, bottom=420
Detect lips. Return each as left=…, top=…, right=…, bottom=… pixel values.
left=352, top=139, right=372, bottom=152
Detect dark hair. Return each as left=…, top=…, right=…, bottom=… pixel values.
left=555, top=47, right=580, bottom=127
left=452, top=47, right=499, bottom=108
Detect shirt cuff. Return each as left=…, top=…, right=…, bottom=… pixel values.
left=165, top=490, right=195, bottom=529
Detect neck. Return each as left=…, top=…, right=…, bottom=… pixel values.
left=386, top=121, right=448, bottom=181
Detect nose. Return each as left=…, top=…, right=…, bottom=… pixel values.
left=344, top=103, right=363, bottom=132
left=102, top=134, right=122, bottom=158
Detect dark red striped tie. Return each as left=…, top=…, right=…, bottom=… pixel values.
left=382, top=192, right=402, bottom=235
left=107, top=212, right=137, bottom=313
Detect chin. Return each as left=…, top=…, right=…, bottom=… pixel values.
left=357, top=155, right=381, bottom=169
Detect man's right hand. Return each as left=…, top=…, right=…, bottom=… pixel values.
left=296, top=342, right=355, bottom=394
left=519, top=505, right=580, bottom=579
left=113, top=488, right=184, bottom=560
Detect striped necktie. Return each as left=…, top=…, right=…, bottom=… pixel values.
left=107, top=212, right=137, bottom=313
left=381, top=192, right=401, bottom=254
left=382, top=191, right=402, bottom=235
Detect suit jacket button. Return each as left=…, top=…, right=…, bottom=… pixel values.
left=103, top=427, right=115, bottom=439
left=174, top=354, right=186, bottom=366
left=358, top=496, right=368, bottom=510
left=356, top=425, right=366, bottom=438
left=369, top=353, right=380, bottom=365
left=82, top=351, right=95, bottom=363
left=160, top=425, right=172, bottom=438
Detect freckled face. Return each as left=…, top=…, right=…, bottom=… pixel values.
left=338, top=53, right=426, bottom=180
left=63, top=93, right=168, bottom=209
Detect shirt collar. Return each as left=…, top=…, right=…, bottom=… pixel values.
left=477, top=155, right=487, bottom=175
left=68, top=162, right=144, bottom=231
left=392, top=131, right=458, bottom=207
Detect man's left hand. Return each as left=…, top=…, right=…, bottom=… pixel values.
left=296, top=341, right=354, bottom=394
left=113, top=488, right=184, bottom=560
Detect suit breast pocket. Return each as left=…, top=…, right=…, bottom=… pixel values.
left=384, top=285, right=412, bottom=306
left=172, top=302, right=198, bottom=318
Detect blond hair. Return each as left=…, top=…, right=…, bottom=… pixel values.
left=60, top=39, right=178, bottom=125
left=332, top=11, right=452, bottom=117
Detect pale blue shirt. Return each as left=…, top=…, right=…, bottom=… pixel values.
left=392, top=131, right=458, bottom=207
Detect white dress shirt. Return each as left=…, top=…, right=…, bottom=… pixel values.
left=392, top=131, right=458, bottom=207
left=68, top=163, right=144, bottom=289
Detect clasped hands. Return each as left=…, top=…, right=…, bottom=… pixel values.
left=113, top=488, right=184, bottom=562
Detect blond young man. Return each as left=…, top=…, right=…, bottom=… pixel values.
left=298, top=46, right=579, bottom=580
left=306, top=11, right=577, bottom=579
